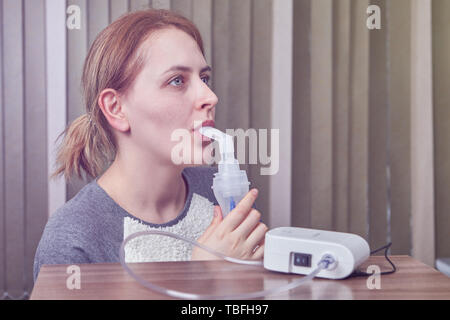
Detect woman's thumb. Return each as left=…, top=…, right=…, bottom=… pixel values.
left=198, top=206, right=223, bottom=242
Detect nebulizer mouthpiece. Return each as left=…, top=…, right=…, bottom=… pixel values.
left=199, top=127, right=250, bottom=217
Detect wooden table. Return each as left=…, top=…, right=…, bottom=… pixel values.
left=30, top=255, right=450, bottom=300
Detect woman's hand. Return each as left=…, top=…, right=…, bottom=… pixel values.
left=191, top=189, right=268, bottom=261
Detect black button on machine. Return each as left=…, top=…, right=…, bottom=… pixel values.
left=293, top=253, right=312, bottom=267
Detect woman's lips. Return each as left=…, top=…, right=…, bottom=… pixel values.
left=193, top=120, right=215, bottom=142
left=201, top=120, right=215, bottom=128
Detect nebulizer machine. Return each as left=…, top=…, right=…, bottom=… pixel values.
left=119, top=127, right=392, bottom=299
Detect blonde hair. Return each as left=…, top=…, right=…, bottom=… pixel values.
left=52, top=9, right=205, bottom=181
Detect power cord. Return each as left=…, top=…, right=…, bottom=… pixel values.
left=348, top=242, right=396, bottom=278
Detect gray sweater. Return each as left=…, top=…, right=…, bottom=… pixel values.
left=33, top=166, right=219, bottom=283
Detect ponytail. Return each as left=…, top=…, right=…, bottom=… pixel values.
left=52, top=113, right=115, bottom=181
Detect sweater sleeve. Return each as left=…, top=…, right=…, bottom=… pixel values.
left=33, top=214, right=91, bottom=283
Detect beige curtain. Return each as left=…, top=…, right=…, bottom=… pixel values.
left=292, top=0, right=440, bottom=267
left=1, top=0, right=449, bottom=299
left=1, top=0, right=48, bottom=299
left=433, top=0, right=450, bottom=269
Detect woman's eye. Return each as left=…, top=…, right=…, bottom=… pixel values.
left=169, top=76, right=184, bottom=87
left=202, top=75, right=211, bottom=86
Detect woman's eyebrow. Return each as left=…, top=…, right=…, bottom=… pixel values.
left=161, top=65, right=212, bottom=76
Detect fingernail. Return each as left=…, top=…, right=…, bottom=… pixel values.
left=214, top=206, right=218, bottom=217
left=252, top=189, right=258, bottom=196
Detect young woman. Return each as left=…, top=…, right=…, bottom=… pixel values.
left=33, top=9, right=267, bottom=282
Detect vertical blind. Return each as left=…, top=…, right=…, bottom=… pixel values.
left=291, top=0, right=438, bottom=265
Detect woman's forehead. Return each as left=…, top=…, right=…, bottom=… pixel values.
left=138, top=27, right=206, bottom=75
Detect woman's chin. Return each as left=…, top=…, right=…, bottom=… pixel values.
left=188, top=142, right=215, bottom=166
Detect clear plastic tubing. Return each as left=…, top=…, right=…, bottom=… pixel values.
left=119, top=230, right=332, bottom=300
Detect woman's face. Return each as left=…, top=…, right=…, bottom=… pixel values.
left=121, top=27, right=218, bottom=166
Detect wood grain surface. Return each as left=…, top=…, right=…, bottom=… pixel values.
left=30, top=255, right=450, bottom=300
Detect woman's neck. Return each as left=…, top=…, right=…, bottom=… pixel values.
left=97, top=152, right=187, bottom=224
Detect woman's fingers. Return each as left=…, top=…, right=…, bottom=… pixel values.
left=195, top=191, right=267, bottom=261
left=220, top=189, right=259, bottom=233
left=232, top=209, right=262, bottom=239
left=244, top=222, right=268, bottom=252
left=198, top=206, right=222, bottom=242
left=252, top=243, right=265, bottom=260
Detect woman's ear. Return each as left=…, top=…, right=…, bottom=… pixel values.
left=97, top=89, right=130, bottom=132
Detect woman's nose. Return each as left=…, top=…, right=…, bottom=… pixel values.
left=196, top=80, right=218, bottom=111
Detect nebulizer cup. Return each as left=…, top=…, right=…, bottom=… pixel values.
left=199, top=127, right=250, bottom=217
